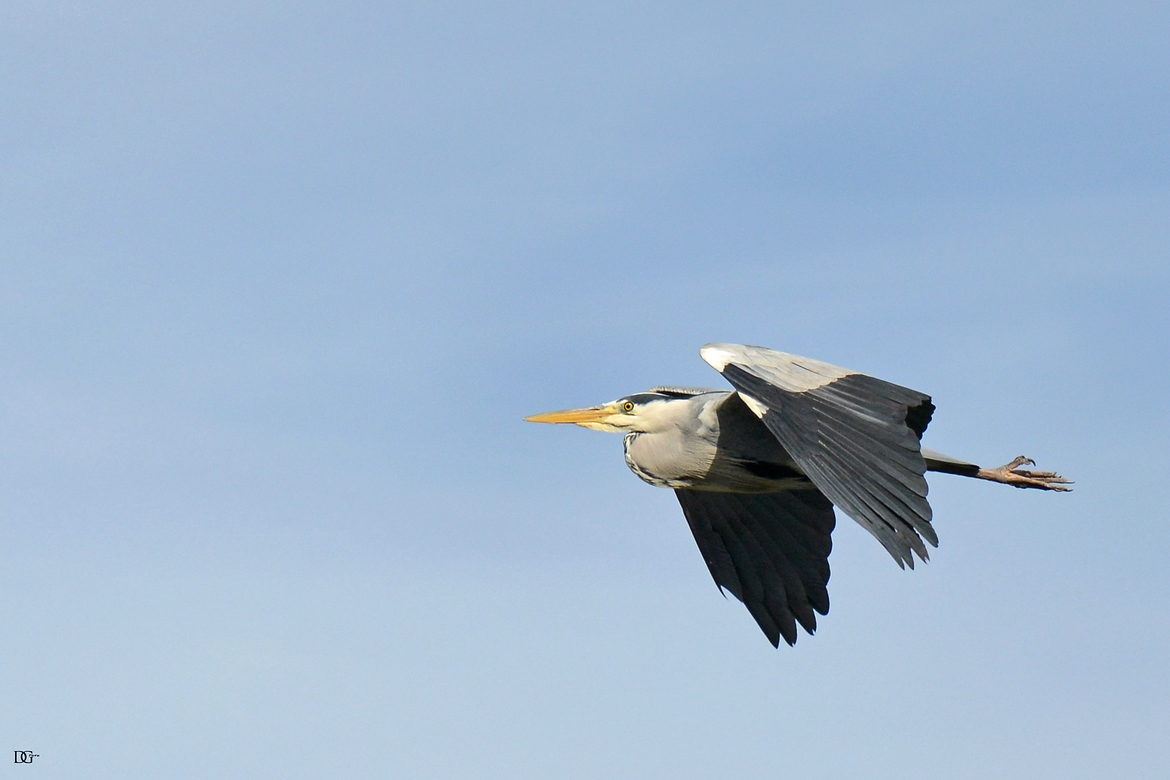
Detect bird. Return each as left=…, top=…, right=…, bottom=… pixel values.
left=526, top=343, right=1069, bottom=648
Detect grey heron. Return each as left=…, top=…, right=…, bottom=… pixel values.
left=526, top=343, right=1069, bottom=648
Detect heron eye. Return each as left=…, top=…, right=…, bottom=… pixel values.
left=622, top=401, right=635, bottom=413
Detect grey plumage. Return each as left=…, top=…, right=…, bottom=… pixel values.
left=706, top=344, right=937, bottom=568
left=527, top=343, right=1070, bottom=647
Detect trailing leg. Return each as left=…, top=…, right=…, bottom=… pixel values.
left=974, top=456, right=1072, bottom=491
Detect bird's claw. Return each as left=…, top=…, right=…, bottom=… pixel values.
left=977, top=456, right=1072, bottom=491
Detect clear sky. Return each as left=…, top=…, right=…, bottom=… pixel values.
left=2, top=2, right=1168, bottom=778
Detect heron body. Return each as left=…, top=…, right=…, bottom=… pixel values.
left=527, top=343, right=1069, bottom=648
left=618, top=390, right=808, bottom=492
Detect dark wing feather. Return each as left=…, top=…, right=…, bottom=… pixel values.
left=701, top=343, right=937, bottom=568
left=675, top=488, right=836, bottom=647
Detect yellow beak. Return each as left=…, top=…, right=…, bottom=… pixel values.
left=524, top=403, right=619, bottom=425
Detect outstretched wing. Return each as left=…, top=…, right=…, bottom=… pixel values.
left=701, top=343, right=937, bottom=568
left=675, top=488, right=836, bottom=647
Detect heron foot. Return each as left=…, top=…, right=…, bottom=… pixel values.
left=976, top=456, right=1072, bottom=491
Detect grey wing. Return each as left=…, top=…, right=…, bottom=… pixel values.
left=701, top=343, right=937, bottom=568
left=675, top=488, right=836, bottom=647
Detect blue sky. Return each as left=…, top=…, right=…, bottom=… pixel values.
left=2, top=2, right=1168, bottom=778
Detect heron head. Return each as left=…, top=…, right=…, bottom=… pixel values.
left=525, top=394, right=675, bottom=433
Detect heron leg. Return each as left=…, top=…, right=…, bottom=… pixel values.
left=975, top=456, right=1072, bottom=491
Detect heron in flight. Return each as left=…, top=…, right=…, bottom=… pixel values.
left=526, top=343, right=1069, bottom=648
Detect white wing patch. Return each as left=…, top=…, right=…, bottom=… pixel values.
left=739, top=393, right=770, bottom=419
left=701, top=343, right=854, bottom=393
